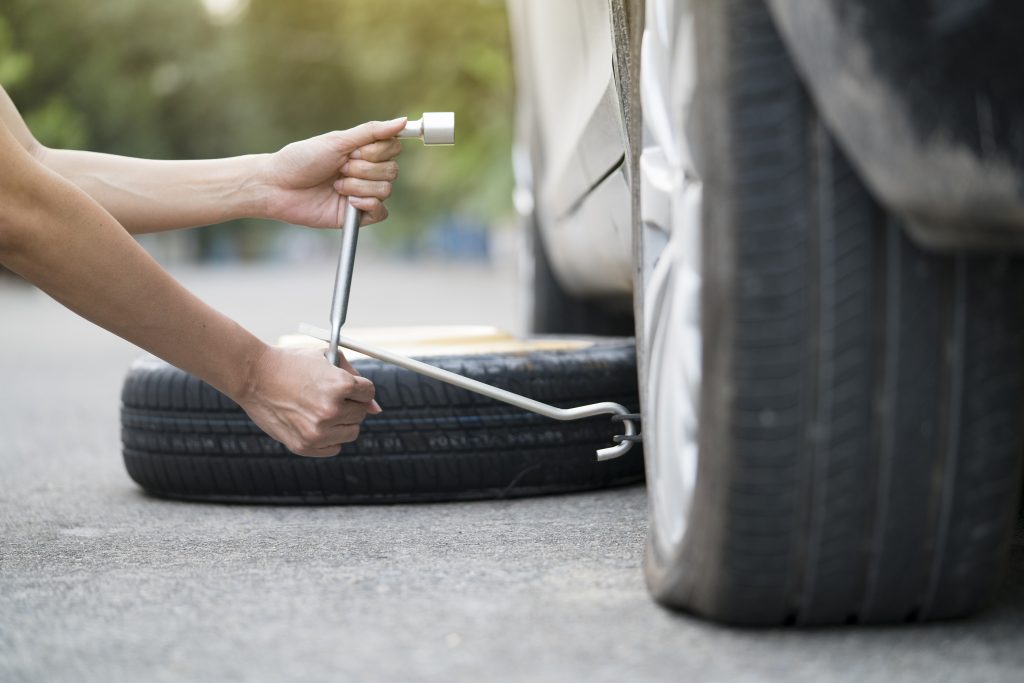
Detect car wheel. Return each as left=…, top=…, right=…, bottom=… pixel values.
left=639, top=0, right=1024, bottom=625
left=120, top=330, right=644, bottom=504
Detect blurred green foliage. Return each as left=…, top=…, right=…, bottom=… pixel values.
left=0, top=0, right=513, bottom=258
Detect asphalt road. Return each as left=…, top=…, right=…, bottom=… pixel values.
left=2, top=259, right=1024, bottom=682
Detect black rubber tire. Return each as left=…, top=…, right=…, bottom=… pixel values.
left=644, top=0, right=1024, bottom=626
left=121, top=338, right=644, bottom=504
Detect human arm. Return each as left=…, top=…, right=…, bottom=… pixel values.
left=0, top=87, right=404, bottom=233
left=0, top=119, right=378, bottom=456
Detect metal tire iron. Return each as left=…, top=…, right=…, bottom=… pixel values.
left=325, top=113, right=456, bottom=367
left=312, top=112, right=639, bottom=461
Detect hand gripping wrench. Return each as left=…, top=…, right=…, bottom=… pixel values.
left=325, top=112, right=455, bottom=367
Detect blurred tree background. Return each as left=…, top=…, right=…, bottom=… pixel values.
left=0, top=0, right=513, bottom=261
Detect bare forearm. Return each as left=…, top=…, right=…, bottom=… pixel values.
left=1, top=158, right=267, bottom=401
left=40, top=147, right=271, bottom=234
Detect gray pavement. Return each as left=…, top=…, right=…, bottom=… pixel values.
left=2, top=259, right=1024, bottom=683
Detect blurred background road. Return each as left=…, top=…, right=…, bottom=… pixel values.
left=2, top=259, right=1024, bottom=682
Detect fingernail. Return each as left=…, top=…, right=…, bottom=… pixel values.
left=389, top=116, right=407, bottom=125
left=350, top=149, right=361, bottom=159
left=370, top=399, right=383, bottom=414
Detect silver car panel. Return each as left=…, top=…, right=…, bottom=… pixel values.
left=509, top=0, right=634, bottom=296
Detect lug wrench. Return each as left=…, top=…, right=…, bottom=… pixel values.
left=316, top=111, right=639, bottom=460
left=326, top=112, right=455, bottom=367
left=303, top=323, right=639, bottom=461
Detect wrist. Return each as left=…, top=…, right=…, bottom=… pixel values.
left=238, top=153, right=274, bottom=220
left=225, top=334, right=272, bottom=407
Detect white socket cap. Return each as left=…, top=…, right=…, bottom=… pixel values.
left=421, top=111, right=455, bottom=145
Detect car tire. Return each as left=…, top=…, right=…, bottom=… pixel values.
left=643, top=0, right=1024, bottom=625
left=121, top=337, right=644, bottom=504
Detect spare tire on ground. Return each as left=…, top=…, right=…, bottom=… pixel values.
left=120, top=330, right=644, bottom=504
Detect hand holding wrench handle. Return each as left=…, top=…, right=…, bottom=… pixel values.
left=324, top=112, right=455, bottom=367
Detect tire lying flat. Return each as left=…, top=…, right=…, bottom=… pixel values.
left=121, top=337, right=643, bottom=504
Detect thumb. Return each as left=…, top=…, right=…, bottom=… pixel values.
left=335, top=352, right=382, bottom=413
left=336, top=117, right=407, bottom=150
left=336, top=352, right=360, bottom=376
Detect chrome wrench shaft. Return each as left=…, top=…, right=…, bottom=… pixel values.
left=326, top=202, right=361, bottom=367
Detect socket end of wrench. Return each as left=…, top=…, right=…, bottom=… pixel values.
left=399, top=112, right=455, bottom=145
left=421, top=112, right=454, bottom=145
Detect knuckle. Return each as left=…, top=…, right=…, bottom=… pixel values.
left=378, top=182, right=392, bottom=198
left=288, top=439, right=314, bottom=456
left=329, top=131, right=349, bottom=151
left=316, top=400, right=337, bottom=423
left=298, top=423, right=321, bottom=447
left=336, top=372, right=356, bottom=391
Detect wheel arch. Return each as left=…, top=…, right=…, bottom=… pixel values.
left=767, top=0, right=1024, bottom=250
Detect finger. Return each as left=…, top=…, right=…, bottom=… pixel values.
left=333, top=352, right=381, bottom=411
left=316, top=423, right=361, bottom=447
left=334, top=117, right=406, bottom=151
left=349, top=139, right=402, bottom=162
left=341, top=159, right=399, bottom=182
left=328, top=346, right=385, bottom=387
left=361, top=206, right=388, bottom=226
left=336, top=353, right=359, bottom=375
left=332, top=401, right=371, bottom=426
left=345, top=374, right=376, bottom=404
left=334, top=177, right=392, bottom=200
left=291, top=443, right=342, bottom=458
left=352, top=198, right=387, bottom=225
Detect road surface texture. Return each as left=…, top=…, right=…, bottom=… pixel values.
left=2, top=258, right=1024, bottom=682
